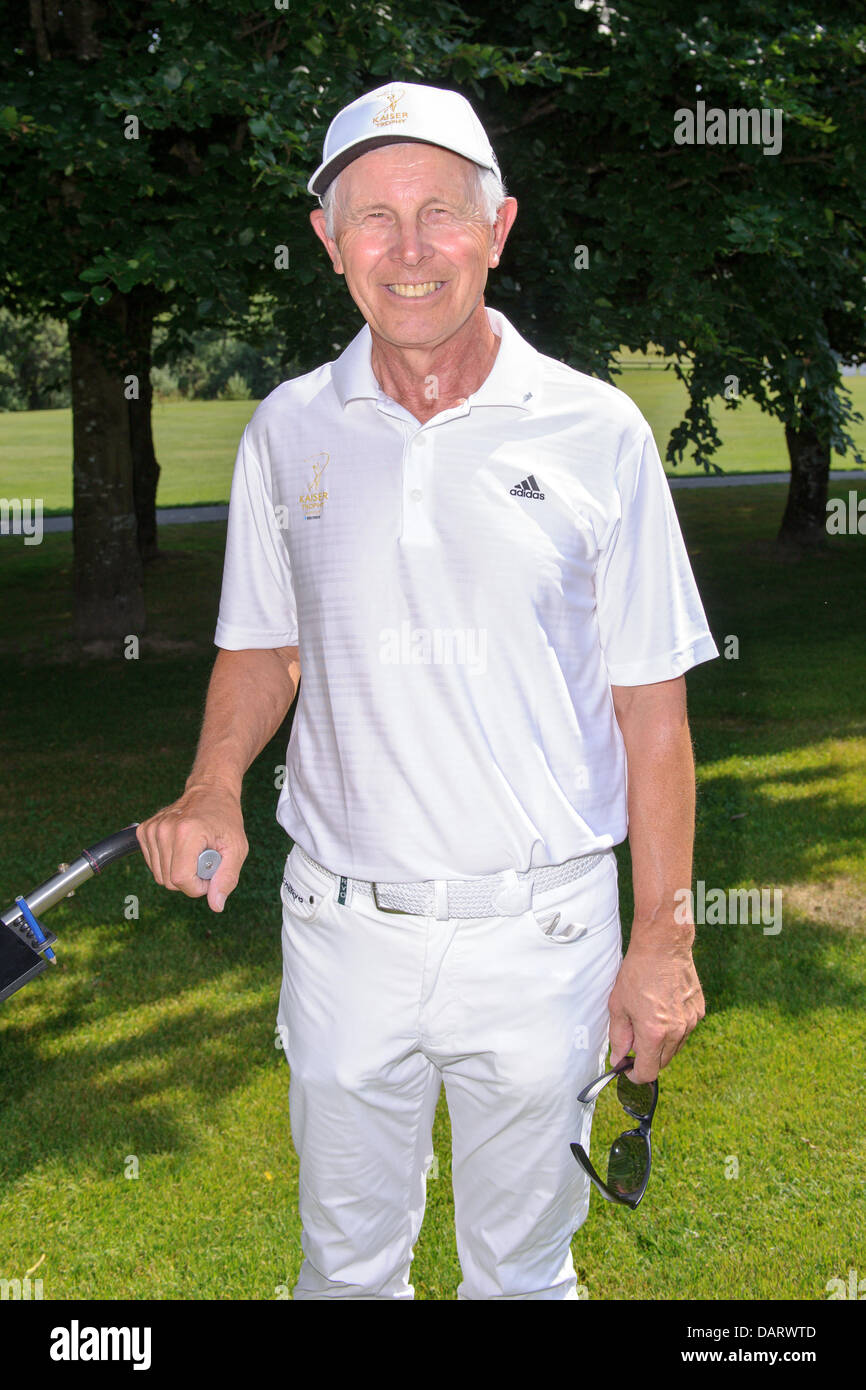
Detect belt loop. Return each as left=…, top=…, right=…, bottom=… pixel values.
left=433, top=880, right=448, bottom=920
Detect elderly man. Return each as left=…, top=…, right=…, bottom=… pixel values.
left=137, top=81, right=718, bottom=1301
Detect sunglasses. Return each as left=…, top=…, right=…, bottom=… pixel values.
left=570, top=1056, right=658, bottom=1209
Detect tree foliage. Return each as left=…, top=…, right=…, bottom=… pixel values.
left=473, top=0, right=866, bottom=481
left=1, top=0, right=864, bottom=633
left=0, top=309, right=69, bottom=409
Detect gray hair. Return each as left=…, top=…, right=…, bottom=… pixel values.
left=320, top=160, right=507, bottom=241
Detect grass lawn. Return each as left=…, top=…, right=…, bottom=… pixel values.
left=0, top=482, right=863, bottom=1300
left=1, top=366, right=864, bottom=514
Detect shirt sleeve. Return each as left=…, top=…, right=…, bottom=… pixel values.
left=213, top=426, right=299, bottom=649
left=595, top=423, right=719, bottom=685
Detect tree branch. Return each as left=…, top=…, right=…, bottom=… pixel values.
left=486, top=95, right=563, bottom=140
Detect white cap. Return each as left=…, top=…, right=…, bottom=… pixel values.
left=307, top=81, right=501, bottom=197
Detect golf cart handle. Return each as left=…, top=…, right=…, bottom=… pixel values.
left=0, top=825, right=221, bottom=931
left=82, top=824, right=142, bottom=872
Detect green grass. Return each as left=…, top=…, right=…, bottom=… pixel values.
left=1, top=368, right=864, bottom=514
left=0, top=482, right=864, bottom=1300
left=616, top=360, right=866, bottom=478
left=0, top=400, right=254, bottom=515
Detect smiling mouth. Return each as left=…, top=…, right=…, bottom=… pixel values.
left=385, top=281, right=445, bottom=298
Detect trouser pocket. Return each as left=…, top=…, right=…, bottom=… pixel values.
left=528, top=853, right=620, bottom=945
left=280, top=843, right=335, bottom=924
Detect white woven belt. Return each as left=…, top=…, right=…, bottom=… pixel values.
left=298, top=847, right=605, bottom=920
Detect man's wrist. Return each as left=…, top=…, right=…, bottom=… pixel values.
left=628, top=911, right=696, bottom=951
left=184, top=770, right=243, bottom=801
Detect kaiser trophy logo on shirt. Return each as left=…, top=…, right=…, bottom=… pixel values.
left=299, top=453, right=329, bottom=520
left=372, top=88, right=408, bottom=128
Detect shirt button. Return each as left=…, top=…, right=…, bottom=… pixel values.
left=410, top=489, right=423, bottom=502
left=414, top=435, right=427, bottom=447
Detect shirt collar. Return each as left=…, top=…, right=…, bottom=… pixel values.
left=331, top=306, right=543, bottom=413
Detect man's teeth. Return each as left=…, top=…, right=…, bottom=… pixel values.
left=388, top=281, right=443, bottom=298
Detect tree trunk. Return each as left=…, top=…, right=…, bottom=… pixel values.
left=778, top=421, right=830, bottom=547
left=69, top=293, right=146, bottom=641
left=126, top=285, right=161, bottom=563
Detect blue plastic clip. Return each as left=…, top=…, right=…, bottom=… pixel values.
left=14, top=897, right=57, bottom=963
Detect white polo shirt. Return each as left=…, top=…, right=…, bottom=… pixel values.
left=215, top=307, right=718, bottom=881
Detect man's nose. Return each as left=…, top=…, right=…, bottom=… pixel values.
left=389, top=218, right=431, bottom=263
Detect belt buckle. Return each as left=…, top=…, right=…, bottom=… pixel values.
left=371, top=881, right=413, bottom=915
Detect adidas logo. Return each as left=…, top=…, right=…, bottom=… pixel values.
left=510, top=474, right=545, bottom=500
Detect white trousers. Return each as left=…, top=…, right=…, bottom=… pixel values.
left=276, top=842, right=623, bottom=1300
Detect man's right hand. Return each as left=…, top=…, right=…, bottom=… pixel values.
left=136, top=782, right=249, bottom=913
left=136, top=644, right=299, bottom=912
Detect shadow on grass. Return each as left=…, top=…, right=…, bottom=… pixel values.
left=0, top=847, right=291, bottom=1185
left=695, top=760, right=865, bottom=878
left=0, top=988, right=282, bottom=1181
left=1, top=501, right=865, bottom=1197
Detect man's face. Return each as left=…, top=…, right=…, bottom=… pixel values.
left=309, top=143, right=517, bottom=353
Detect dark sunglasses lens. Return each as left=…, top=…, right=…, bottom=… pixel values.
left=607, top=1133, right=649, bottom=1197
left=617, top=1072, right=654, bottom=1117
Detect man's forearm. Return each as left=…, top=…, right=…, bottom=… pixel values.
left=611, top=677, right=696, bottom=942
left=607, top=676, right=705, bottom=1079
left=186, top=646, right=301, bottom=800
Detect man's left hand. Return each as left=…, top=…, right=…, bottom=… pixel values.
left=607, top=930, right=705, bottom=1085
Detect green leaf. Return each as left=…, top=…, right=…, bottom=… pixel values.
left=162, top=66, right=185, bottom=91
left=90, top=286, right=113, bottom=306
left=0, top=106, right=18, bottom=128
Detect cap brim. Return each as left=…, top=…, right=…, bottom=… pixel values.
left=308, top=135, right=496, bottom=196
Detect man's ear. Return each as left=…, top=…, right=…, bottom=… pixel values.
left=310, top=208, right=344, bottom=275
left=489, top=196, right=518, bottom=267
